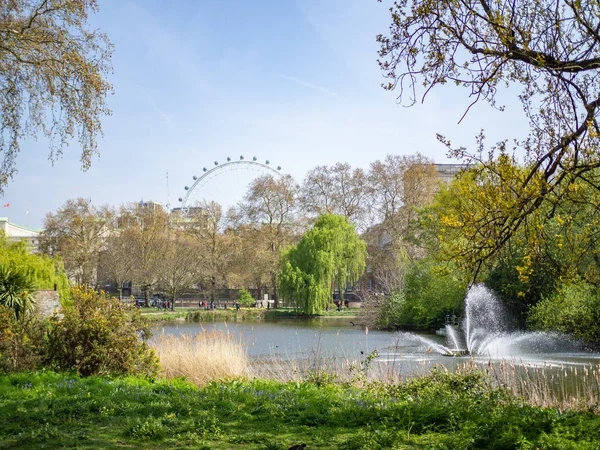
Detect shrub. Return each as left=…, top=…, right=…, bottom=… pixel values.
left=0, top=264, right=36, bottom=319
left=397, top=258, right=466, bottom=330
left=529, top=279, right=600, bottom=345
left=0, top=305, right=43, bottom=372
left=238, top=289, right=254, bottom=306
left=0, top=237, right=70, bottom=305
left=43, top=286, right=159, bottom=376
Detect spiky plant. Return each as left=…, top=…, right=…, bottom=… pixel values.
left=0, top=265, right=36, bottom=319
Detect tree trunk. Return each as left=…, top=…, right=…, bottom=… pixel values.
left=272, top=272, right=278, bottom=308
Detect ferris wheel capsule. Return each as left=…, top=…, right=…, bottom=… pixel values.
left=227, top=157, right=231, bottom=161
left=240, top=155, right=244, bottom=160
left=184, top=186, right=189, bottom=190
left=214, top=161, right=218, bottom=166
left=203, top=167, right=207, bottom=172
left=253, top=156, right=257, bottom=161
left=277, top=166, right=281, bottom=170
left=266, top=160, right=270, bottom=164
left=178, top=198, right=183, bottom=202
left=193, top=175, right=197, bottom=180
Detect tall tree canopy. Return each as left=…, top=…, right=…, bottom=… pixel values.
left=239, top=174, right=298, bottom=303
left=378, top=0, right=600, bottom=275
left=41, top=197, right=112, bottom=287
left=0, top=0, right=112, bottom=193
left=186, top=201, right=239, bottom=303
left=279, top=214, right=367, bottom=315
left=300, top=163, right=369, bottom=229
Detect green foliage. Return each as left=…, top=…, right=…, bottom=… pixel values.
left=279, top=214, right=367, bottom=315
left=422, top=162, right=600, bottom=335
left=0, top=264, right=35, bottom=319
left=382, top=258, right=466, bottom=330
left=0, top=236, right=70, bottom=304
left=529, top=280, right=600, bottom=345
left=238, top=288, right=255, bottom=306
left=376, top=291, right=405, bottom=329
left=378, top=0, right=600, bottom=294
left=485, top=249, right=561, bottom=327
left=1, top=371, right=600, bottom=449
left=43, top=287, right=159, bottom=377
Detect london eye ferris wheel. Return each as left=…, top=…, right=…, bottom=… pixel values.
left=177, top=156, right=284, bottom=214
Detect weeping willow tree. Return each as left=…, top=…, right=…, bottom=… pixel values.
left=279, top=214, right=367, bottom=315
left=0, top=235, right=70, bottom=304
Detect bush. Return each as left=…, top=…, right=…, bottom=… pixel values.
left=385, top=259, right=466, bottom=330
left=237, top=289, right=254, bottom=306
left=529, top=280, right=600, bottom=345
left=0, top=264, right=36, bottom=319
left=0, top=237, right=70, bottom=305
left=43, top=287, right=159, bottom=376
left=0, top=305, right=43, bottom=373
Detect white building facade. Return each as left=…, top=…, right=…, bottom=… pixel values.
left=0, top=217, right=41, bottom=251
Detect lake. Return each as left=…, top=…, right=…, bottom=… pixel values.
left=154, top=316, right=600, bottom=377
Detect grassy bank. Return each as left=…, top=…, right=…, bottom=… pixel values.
left=141, top=307, right=359, bottom=323
left=2, top=370, right=600, bottom=449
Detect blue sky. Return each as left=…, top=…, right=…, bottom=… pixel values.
left=1, top=0, right=528, bottom=229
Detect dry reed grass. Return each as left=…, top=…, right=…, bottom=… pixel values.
left=151, top=330, right=250, bottom=386
left=479, top=359, right=600, bottom=412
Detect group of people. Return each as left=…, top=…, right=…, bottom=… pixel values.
left=327, top=299, right=349, bottom=312
left=198, top=300, right=241, bottom=311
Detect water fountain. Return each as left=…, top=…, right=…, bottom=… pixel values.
left=396, top=285, right=581, bottom=358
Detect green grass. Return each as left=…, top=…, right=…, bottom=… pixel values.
left=1, top=370, right=600, bottom=449
left=141, top=307, right=358, bottom=324
left=140, top=309, right=191, bottom=322
left=262, top=309, right=357, bottom=319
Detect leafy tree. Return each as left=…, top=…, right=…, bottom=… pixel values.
left=0, top=235, right=69, bottom=303
left=529, top=280, right=600, bottom=345
left=426, top=161, right=600, bottom=283
left=0, top=0, right=112, bottom=193
left=399, top=258, right=467, bottom=330
left=237, top=288, right=254, bottom=306
left=41, top=198, right=112, bottom=286
left=238, top=175, right=298, bottom=305
left=279, top=214, right=367, bottom=315
left=378, top=0, right=600, bottom=273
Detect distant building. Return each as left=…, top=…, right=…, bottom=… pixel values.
left=433, top=163, right=472, bottom=183
left=137, top=200, right=164, bottom=211
left=0, top=217, right=41, bottom=251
